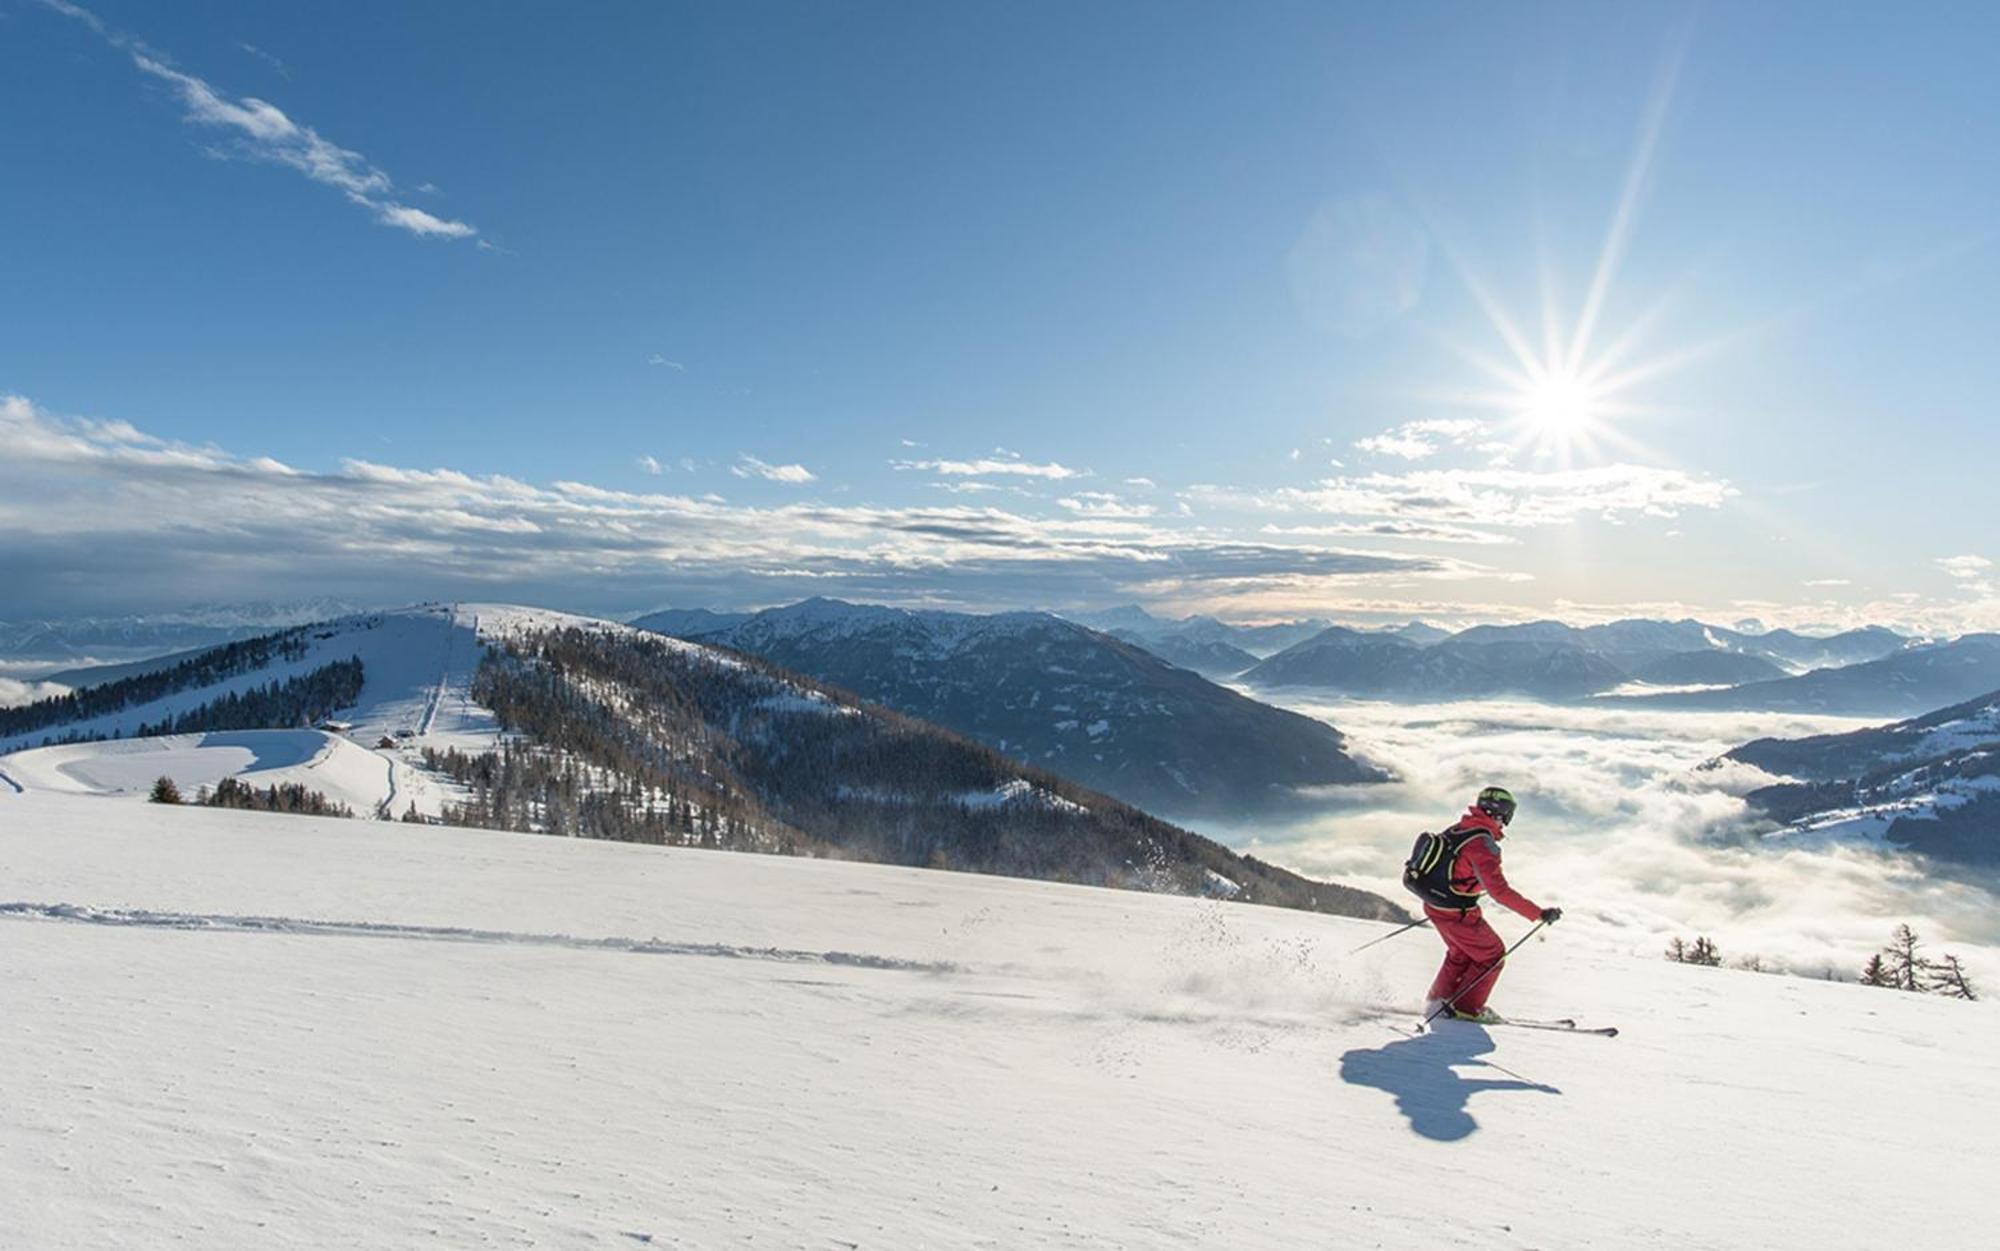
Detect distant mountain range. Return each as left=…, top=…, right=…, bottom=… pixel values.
left=0, top=600, right=363, bottom=669
left=1065, top=604, right=1443, bottom=678
left=1241, top=617, right=1918, bottom=708
left=638, top=598, right=1387, bottom=817
left=1613, top=635, right=2000, bottom=716
left=1724, top=687, right=2000, bottom=867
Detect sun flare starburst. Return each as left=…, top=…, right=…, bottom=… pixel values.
left=1519, top=369, right=1602, bottom=437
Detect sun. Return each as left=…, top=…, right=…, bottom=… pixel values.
left=1519, top=370, right=1601, bottom=436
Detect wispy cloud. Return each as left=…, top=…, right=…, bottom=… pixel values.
left=893, top=456, right=1081, bottom=480
left=1352, top=418, right=1489, bottom=462
left=731, top=455, right=818, bottom=485
left=1058, top=492, right=1156, bottom=519
left=1937, top=555, right=1991, bottom=580
left=647, top=354, right=686, bottom=371
left=1189, top=463, right=1734, bottom=529
left=235, top=41, right=289, bottom=78
left=1259, top=521, right=1519, bottom=546
left=637, top=455, right=663, bottom=476
left=39, top=0, right=479, bottom=241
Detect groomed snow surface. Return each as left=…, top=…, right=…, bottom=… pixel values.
left=2, top=791, right=1990, bottom=1249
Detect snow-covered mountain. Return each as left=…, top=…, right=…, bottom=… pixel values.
left=1242, top=627, right=1484, bottom=696
left=625, top=606, right=753, bottom=638
left=1726, top=687, right=2000, bottom=866
left=2, top=791, right=1989, bottom=1248
left=649, top=598, right=1388, bottom=817
left=1626, top=649, right=1789, bottom=686
left=1718, top=623, right=1914, bottom=670
left=1244, top=627, right=1629, bottom=701
left=1243, top=616, right=1913, bottom=703
left=1616, top=634, right=2000, bottom=716
left=1100, top=629, right=1259, bottom=678
left=1069, top=603, right=1334, bottom=660
left=0, top=604, right=1400, bottom=920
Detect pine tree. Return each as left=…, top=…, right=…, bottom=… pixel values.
left=1859, top=953, right=1893, bottom=987
left=1688, top=936, right=1722, bottom=967
left=1927, top=954, right=1979, bottom=1001
left=1885, top=923, right=1929, bottom=992
left=1665, top=937, right=1688, bottom=963
left=149, top=775, right=182, bottom=804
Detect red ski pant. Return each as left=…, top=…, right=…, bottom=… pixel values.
left=1424, top=905, right=1508, bottom=1013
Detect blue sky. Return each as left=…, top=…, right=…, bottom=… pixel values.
left=5, top=0, right=1998, bottom=629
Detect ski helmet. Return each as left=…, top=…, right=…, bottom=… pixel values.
left=1476, top=785, right=1517, bottom=826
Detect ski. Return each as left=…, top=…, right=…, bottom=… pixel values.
left=1399, top=1015, right=1620, bottom=1038
left=1486, top=1017, right=1619, bottom=1037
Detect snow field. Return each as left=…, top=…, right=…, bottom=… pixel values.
left=2, top=791, right=1993, bottom=1249
left=0, top=730, right=426, bottom=815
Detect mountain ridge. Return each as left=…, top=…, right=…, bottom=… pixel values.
left=646, top=597, right=1389, bottom=817
left=1, top=603, right=1404, bottom=921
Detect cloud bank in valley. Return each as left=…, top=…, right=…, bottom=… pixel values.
left=0, top=678, right=72, bottom=709
left=1204, top=695, right=2000, bottom=982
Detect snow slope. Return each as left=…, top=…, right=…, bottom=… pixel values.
left=0, top=730, right=425, bottom=815
left=0, top=604, right=639, bottom=815
left=2, top=790, right=1990, bottom=1248
left=0, top=603, right=502, bottom=757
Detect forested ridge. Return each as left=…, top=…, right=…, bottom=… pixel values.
left=429, top=626, right=1404, bottom=921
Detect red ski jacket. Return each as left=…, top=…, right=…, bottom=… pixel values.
left=1433, top=807, right=1542, bottom=922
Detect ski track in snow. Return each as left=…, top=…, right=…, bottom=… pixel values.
left=0, top=901, right=960, bottom=975
left=3, top=792, right=1994, bottom=1249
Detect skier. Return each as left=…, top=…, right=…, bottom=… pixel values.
left=1406, top=786, right=1561, bottom=1024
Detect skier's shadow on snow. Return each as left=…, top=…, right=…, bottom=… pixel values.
left=1338, top=1025, right=1561, bottom=1142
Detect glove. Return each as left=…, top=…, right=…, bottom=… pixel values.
left=1539, top=907, right=1563, bottom=924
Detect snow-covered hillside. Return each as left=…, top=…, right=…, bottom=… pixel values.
left=0, top=604, right=562, bottom=817
left=1728, top=689, right=2000, bottom=865
left=0, top=790, right=1989, bottom=1248
left=0, top=730, right=444, bottom=816
left=0, top=603, right=501, bottom=758
left=1, top=604, right=1398, bottom=918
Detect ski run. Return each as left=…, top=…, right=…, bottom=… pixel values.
left=2, top=787, right=1993, bottom=1248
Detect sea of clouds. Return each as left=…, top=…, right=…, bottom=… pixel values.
left=0, top=676, right=70, bottom=709
left=1201, top=695, right=2000, bottom=984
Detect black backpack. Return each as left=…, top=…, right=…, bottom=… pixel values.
left=1402, top=824, right=1486, bottom=910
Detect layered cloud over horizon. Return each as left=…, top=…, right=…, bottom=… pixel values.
left=2, top=395, right=1476, bottom=618
left=6, top=392, right=1993, bottom=634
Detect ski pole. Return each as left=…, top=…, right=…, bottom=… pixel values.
left=1347, top=916, right=1431, bottom=955
left=1421, top=919, right=1548, bottom=1031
